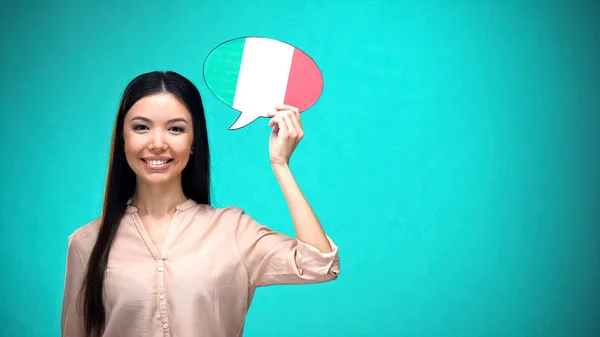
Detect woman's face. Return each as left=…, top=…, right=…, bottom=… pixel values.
left=123, top=93, right=194, bottom=186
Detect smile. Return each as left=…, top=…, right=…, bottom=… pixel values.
left=141, top=158, right=174, bottom=170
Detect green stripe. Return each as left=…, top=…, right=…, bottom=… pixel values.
left=204, top=38, right=245, bottom=106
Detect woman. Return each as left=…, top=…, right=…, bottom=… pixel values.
left=61, top=71, right=340, bottom=337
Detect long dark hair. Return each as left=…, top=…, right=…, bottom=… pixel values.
left=79, top=71, right=211, bottom=336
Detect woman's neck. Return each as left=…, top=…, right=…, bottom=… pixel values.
left=130, top=179, right=188, bottom=218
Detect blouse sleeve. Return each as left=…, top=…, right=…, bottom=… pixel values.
left=61, top=233, right=92, bottom=337
left=232, top=207, right=340, bottom=287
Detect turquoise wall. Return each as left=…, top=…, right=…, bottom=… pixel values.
left=1, top=1, right=598, bottom=336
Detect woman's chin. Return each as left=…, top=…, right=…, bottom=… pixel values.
left=137, top=174, right=180, bottom=186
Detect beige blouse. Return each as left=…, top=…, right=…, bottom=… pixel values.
left=62, top=199, right=340, bottom=337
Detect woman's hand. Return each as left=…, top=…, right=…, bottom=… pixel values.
left=267, top=105, right=303, bottom=167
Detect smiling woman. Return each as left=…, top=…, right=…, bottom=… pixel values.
left=61, top=71, right=340, bottom=337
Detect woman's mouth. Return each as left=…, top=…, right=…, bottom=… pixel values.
left=141, top=158, right=174, bottom=170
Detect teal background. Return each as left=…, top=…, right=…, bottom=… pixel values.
left=1, top=1, right=598, bottom=336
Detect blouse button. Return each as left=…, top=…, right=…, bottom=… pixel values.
left=159, top=295, right=165, bottom=300
left=163, top=324, right=169, bottom=329
left=157, top=267, right=164, bottom=272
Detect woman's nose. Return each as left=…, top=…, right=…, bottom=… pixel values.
left=148, top=133, right=168, bottom=151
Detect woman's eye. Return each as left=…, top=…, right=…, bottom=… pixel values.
left=170, top=126, right=185, bottom=133
left=133, top=125, right=148, bottom=131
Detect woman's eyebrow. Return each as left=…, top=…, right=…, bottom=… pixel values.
left=130, top=116, right=152, bottom=123
left=167, top=117, right=189, bottom=124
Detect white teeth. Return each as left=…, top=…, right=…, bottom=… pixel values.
left=147, top=160, right=167, bottom=166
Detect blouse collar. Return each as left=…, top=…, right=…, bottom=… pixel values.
left=125, top=198, right=198, bottom=214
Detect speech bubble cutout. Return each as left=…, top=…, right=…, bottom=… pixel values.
left=203, top=37, right=323, bottom=130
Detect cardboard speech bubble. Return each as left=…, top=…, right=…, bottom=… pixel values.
left=203, top=37, right=324, bottom=130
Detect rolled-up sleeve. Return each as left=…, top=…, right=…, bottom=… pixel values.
left=232, top=208, right=340, bottom=287
left=296, top=236, right=340, bottom=279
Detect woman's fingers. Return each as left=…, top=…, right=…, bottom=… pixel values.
left=275, top=105, right=300, bottom=116
left=269, top=106, right=302, bottom=134
left=268, top=115, right=288, bottom=133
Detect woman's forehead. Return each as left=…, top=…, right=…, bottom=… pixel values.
left=126, top=93, right=191, bottom=121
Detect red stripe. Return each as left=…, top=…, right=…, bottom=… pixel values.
left=283, top=48, right=323, bottom=112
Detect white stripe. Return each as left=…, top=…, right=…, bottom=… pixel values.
left=232, top=37, right=294, bottom=117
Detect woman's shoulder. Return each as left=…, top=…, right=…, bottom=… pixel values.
left=67, top=218, right=101, bottom=253
left=202, top=204, right=249, bottom=219
left=198, top=204, right=257, bottom=228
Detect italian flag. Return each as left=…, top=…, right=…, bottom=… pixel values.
left=204, top=37, right=323, bottom=129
